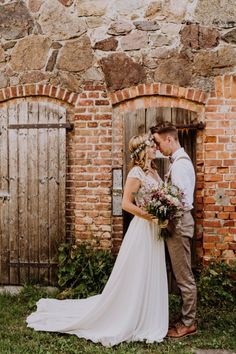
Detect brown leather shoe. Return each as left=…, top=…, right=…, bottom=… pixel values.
left=167, top=322, right=197, bottom=338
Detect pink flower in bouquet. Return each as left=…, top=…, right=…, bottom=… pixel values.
left=135, top=183, right=185, bottom=238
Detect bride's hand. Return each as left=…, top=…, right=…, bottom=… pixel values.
left=158, top=219, right=169, bottom=228
left=140, top=210, right=157, bottom=221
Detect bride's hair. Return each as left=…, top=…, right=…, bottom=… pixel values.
left=129, top=133, right=156, bottom=172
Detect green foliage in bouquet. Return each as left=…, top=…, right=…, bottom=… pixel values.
left=57, top=242, right=115, bottom=299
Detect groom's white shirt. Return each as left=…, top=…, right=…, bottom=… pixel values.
left=169, top=147, right=195, bottom=210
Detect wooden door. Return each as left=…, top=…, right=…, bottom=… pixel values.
left=124, top=107, right=197, bottom=180
left=0, top=100, right=67, bottom=285
left=123, top=107, right=198, bottom=291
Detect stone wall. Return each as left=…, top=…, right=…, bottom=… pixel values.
left=1, top=0, right=236, bottom=93
left=0, top=0, right=236, bottom=263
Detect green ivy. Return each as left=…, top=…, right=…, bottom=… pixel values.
left=57, top=242, right=115, bottom=299
left=57, top=241, right=236, bottom=309
left=196, top=261, right=236, bottom=308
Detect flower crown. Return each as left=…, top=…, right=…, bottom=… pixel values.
left=130, top=137, right=154, bottom=159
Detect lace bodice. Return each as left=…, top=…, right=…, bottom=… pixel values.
left=127, top=166, right=161, bottom=206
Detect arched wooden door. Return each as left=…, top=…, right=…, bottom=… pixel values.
left=0, top=99, right=67, bottom=285
left=123, top=107, right=199, bottom=289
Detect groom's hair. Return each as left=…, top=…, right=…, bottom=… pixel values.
left=150, top=121, right=179, bottom=141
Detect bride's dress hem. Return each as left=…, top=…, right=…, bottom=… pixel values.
left=66, top=333, right=165, bottom=347
left=27, top=324, right=166, bottom=348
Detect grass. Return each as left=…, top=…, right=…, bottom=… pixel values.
left=0, top=286, right=235, bottom=354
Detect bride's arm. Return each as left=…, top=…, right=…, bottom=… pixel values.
left=122, top=177, right=155, bottom=221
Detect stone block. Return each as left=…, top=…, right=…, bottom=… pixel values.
left=144, top=1, right=162, bottom=18
left=193, top=0, right=236, bottom=26
left=115, top=0, right=148, bottom=16
left=39, top=0, right=86, bottom=40
left=28, top=0, right=43, bottom=12
left=57, top=35, right=94, bottom=72
left=0, top=1, right=34, bottom=40
left=100, top=53, right=146, bottom=91
left=133, top=20, right=160, bottom=31
left=10, top=35, right=51, bottom=72
left=180, top=24, right=219, bottom=50
left=222, top=28, right=236, bottom=44
left=194, top=47, right=236, bottom=76
left=94, top=37, right=118, bottom=51
left=0, top=72, right=8, bottom=88
left=107, top=20, right=134, bottom=36
left=76, top=0, right=108, bottom=16
left=46, top=50, right=59, bottom=72
left=0, top=47, right=5, bottom=63
left=154, top=54, right=192, bottom=86
left=121, top=31, right=148, bottom=51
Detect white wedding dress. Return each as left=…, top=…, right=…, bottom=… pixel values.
left=26, top=166, right=168, bottom=347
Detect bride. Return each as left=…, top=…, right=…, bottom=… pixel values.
left=26, top=133, right=168, bottom=347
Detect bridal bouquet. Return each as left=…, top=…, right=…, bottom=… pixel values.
left=136, top=183, right=185, bottom=238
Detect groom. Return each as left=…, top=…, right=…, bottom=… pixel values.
left=150, top=122, right=197, bottom=338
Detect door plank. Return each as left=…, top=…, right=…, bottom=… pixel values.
left=0, top=105, right=9, bottom=284
left=48, top=104, right=60, bottom=284
left=123, top=109, right=145, bottom=234
left=58, top=105, right=66, bottom=244
left=18, top=100, right=30, bottom=283
left=145, top=107, right=158, bottom=130
left=124, top=109, right=145, bottom=178
left=27, top=102, right=40, bottom=283
left=145, top=108, right=170, bottom=180
left=38, top=103, right=50, bottom=284
left=8, top=104, right=19, bottom=284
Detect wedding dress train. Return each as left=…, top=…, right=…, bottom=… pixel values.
left=26, top=167, right=168, bottom=347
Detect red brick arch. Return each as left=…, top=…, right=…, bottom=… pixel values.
left=0, top=84, right=80, bottom=106
left=109, top=83, right=208, bottom=113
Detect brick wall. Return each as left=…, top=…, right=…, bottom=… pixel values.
left=0, top=77, right=235, bottom=263
left=203, top=76, right=236, bottom=264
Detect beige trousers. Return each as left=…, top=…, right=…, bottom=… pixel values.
left=166, top=211, right=197, bottom=326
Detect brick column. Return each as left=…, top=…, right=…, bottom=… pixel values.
left=203, top=75, right=236, bottom=264
left=73, top=83, right=113, bottom=249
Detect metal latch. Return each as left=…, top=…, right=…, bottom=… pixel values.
left=112, top=169, right=123, bottom=216
left=0, top=191, right=10, bottom=202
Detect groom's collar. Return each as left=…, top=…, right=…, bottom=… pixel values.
left=170, top=147, right=185, bottom=163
